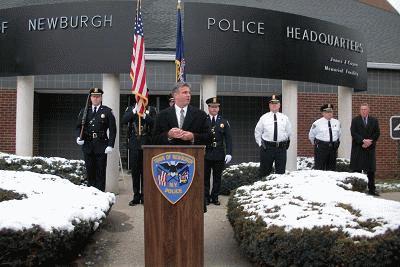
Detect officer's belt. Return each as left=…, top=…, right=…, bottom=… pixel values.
left=315, top=139, right=339, bottom=147
left=208, top=142, right=224, bottom=148
left=262, top=139, right=288, bottom=148
left=85, top=132, right=105, bottom=141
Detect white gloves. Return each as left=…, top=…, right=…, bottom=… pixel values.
left=76, top=137, right=84, bottom=145
left=225, top=154, right=232, bottom=164
left=132, top=105, right=137, bottom=114
left=105, top=146, right=113, bottom=154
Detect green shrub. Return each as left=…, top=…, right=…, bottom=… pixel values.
left=0, top=153, right=86, bottom=185
left=0, top=188, right=27, bottom=202
left=0, top=222, right=96, bottom=266
left=220, top=162, right=260, bottom=195
left=228, top=192, right=400, bottom=266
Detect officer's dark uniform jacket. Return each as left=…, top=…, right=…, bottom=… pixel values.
left=205, top=115, right=232, bottom=161
left=122, top=106, right=154, bottom=150
left=76, top=105, right=117, bottom=154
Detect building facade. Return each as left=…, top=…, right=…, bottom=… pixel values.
left=0, top=0, right=399, bottom=178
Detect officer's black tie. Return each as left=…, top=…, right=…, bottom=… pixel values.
left=93, top=106, right=97, bottom=115
left=273, top=113, right=278, bottom=142
left=363, top=117, right=367, bottom=126
left=328, top=120, right=333, bottom=143
left=211, top=116, right=216, bottom=127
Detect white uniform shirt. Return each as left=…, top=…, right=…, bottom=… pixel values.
left=309, top=117, right=341, bottom=144
left=254, top=112, right=292, bottom=146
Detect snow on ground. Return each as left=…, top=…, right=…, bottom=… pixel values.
left=0, top=170, right=115, bottom=232
left=235, top=170, right=400, bottom=238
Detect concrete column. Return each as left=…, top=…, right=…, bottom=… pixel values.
left=282, top=80, right=298, bottom=171
left=16, top=76, right=34, bottom=156
left=338, top=86, right=352, bottom=160
left=102, top=74, right=120, bottom=194
left=200, top=75, right=217, bottom=113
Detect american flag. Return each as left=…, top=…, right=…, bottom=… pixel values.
left=175, top=1, right=186, bottom=82
left=157, top=168, right=167, bottom=187
left=130, top=0, right=148, bottom=117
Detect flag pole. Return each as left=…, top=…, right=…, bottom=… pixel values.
left=136, top=0, right=142, bottom=135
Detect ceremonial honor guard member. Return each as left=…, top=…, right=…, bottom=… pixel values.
left=76, top=87, right=117, bottom=192
left=204, top=97, right=233, bottom=205
left=309, top=104, right=341, bottom=171
left=254, top=95, right=291, bottom=177
left=122, top=103, right=154, bottom=206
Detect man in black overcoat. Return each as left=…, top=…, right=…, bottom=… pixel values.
left=350, top=103, right=380, bottom=196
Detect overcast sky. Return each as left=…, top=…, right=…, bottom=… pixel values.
left=388, top=0, right=400, bottom=11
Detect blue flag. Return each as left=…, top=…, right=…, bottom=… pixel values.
left=175, top=2, right=186, bottom=82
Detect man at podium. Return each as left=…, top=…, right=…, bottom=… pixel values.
left=152, top=82, right=211, bottom=146
left=152, top=82, right=211, bottom=212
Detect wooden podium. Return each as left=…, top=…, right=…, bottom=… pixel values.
left=142, top=145, right=205, bottom=267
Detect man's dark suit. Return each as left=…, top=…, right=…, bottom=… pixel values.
left=350, top=115, right=380, bottom=193
left=152, top=104, right=211, bottom=212
left=152, top=105, right=211, bottom=145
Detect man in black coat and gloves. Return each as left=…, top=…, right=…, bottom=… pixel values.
left=350, top=103, right=380, bottom=196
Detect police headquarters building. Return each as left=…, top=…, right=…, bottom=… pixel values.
left=0, top=0, right=399, bottom=179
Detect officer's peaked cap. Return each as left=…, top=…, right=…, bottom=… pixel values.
left=320, top=104, right=334, bottom=112
left=89, top=87, right=104, bottom=95
left=206, top=97, right=220, bottom=106
left=269, top=94, right=280, bottom=104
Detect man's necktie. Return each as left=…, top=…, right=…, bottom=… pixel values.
left=93, top=106, right=97, bottom=115
left=179, top=108, right=185, bottom=128
left=273, top=113, right=278, bottom=142
left=211, top=116, right=216, bottom=127
left=364, top=117, right=367, bottom=126
left=328, top=120, right=333, bottom=143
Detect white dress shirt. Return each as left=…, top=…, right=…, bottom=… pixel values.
left=309, top=117, right=341, bottom=144
left=174, top=105, right=188, bottom=127
left=254, top=112, right=292, bottom=146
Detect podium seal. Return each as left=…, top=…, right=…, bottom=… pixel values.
left=151, top=152, right=195, bottom=204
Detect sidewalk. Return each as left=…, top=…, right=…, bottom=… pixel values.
left=73, top=173, right=252, bottom=267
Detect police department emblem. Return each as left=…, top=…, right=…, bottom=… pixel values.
left=151, top=152, right=195, bottom=204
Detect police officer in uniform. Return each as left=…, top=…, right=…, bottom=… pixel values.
left=122, top=103, right=154, bottom=206
left=204, top=97, right=232, bottom=205
left=254, top=95, right=291, bottom=177
left=76, top=87, right=117, bottom=192
left=309, top=104, right=341, bottom=171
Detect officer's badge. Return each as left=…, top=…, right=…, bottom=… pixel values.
left=220, top=123, right=224, bottom=128
left=101, top=114, right=105, bottom=118
left=151, top=152, right=195, bottom=204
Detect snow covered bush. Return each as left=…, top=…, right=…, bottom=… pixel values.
left=0, top=170, right=115, bottom=266
left=221, top=157, right=352, bottom=195
left=0, top=152, right=86, bottom=185
left=220, top=162, right=260, bottom=195
left=227, top=170, right=400, bottom=266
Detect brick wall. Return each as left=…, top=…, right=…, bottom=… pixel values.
left=297, top=92, right=400, bottom=179
left=0, top=89, right=16, bottom=153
